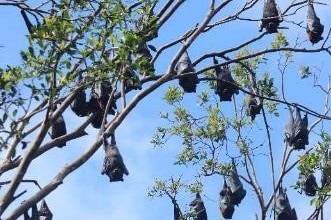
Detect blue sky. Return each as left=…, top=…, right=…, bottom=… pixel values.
left=1, top=0, right=331, bottom=219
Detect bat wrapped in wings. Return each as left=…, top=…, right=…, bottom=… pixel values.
left=189, top=193, right=208, bottom=220
left=284, top=107, right=309, bottom=150
left=259, top=0, right=282, bottom=33
left=175, top=51, right=199, bottom=93
left=306, top=1, right=324, bottom=44
left=274, top=187, right=297, bottom=220
left=219, top=180, right=235, bottom=219
left=225, top=160, right=246, bottom=206
left=213, top=58, right=239, bottom=102
left=50, top=105, right=67, bottom=147
left=101, top=134, right=129, bottom=182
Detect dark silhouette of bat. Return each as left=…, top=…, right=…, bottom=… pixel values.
left=284, top=107, right=295, bottom=146
left=284, top=107, right=309, bottom=150
left=274, top=187, right=297, bottom=220
left=71, top=89, right=90, bottom=117
left=293, top=108, right=309, bottom=150
left=300, top=173, right=317, bottom=196
left=306, top=1, right=324, bottom=44
left=247, top=95, right=262, bottom=120
left=225, top=159, right=246, bottom=205
left=101, top=134, right=129, bottom=182
left=89, top=80, right=117, bottom=128
left=189, top=193, right=208, bottom=220
left=23, top=203, right=38, bottom=220
left=38, top=200, right=53, bottom=220
left=214, top=58, right=239, bottom=101
left=93, top=80, right=117, bottom=114
left=219, top=180, right=235, bottom=219
left=259, top=0, right=282, bottom=33
left=50, top=106, right=67, bottom=147
left=175, top=51, right=199, bottom=93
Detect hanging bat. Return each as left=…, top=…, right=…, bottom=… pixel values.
left=50, top=106, right=67, bottom=147
left=301, top=173, right=317, bottom=196
left=306, top=1, right=324, bottom=44
left=214, top=58, right=239, bottom=102
left=88, top=93, right=104, bottom=129
left=93, top=80, right=117, bottom=115
left=71, top=89, right=90, bottom=117
left=24, top=203, right=38, bottom=220
left=38, top=200, right=53, bottom=220
left=259, top=0, right=282, bottom=33
left=175, top=51, right=199, bottom=93
left=275, top=187, right=297, bottom=220
left=284, top=107, right=294, bottom=146
left=101, top=134, right=129, bottom=182
left=219, top=180, right=235, bottom=219
left=189, top=193, right=208, bottom=220
left=247, top=94, right=262, bottom=120
left=225, top=160, right=246, bottom=205
left=89, top=80, right=117, bottom=128
left=292, top=108, right=309, bottom=150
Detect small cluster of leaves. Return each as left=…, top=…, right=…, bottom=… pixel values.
left=299, top=65, right=312, bottom=79
left=164, top=86, right=184, bottom=105
left=271, top=32, right=289, bottom=49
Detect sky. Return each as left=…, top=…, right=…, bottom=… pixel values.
left=1, top=0, right=331, bottom=219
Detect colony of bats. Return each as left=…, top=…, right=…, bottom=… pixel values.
left=18, top=0, right=328, bottom=219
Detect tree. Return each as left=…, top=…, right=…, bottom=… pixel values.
left=0, top=0, right=330, bottom=219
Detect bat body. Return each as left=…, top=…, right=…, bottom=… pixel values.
left=260, top=0, right=282, bottom=33
left=24, top=203, right=38, bottom=220
left=89, top=81, right=117, bottom=128
left=247, top=95, right=262, bottom=120
left=301, top=173, right=317, bottom=196
left=225, top=162, right=246, bottom=205
left=89, top=94, right=104, bottom=129
left=275, top=188, right=297, bottom=220
left=284, top=107, right=308, bottom=150
left=101, top=137, right=129, bottom=182
left=38, top=200, right=53, bottom=220
left=71, top=89, right=90, bottom=117
left=189, top=193, right=208, bottom=220
left=307, top=2, right=324, bottom=44
left=50, top=106, right=67, bottom=147
left=219, top=181, right=235, bottom=219
left=176, top=51, right=199, bottom=93
left=214, top=58, right=239, bottom=101
left=292, top=109, right=309, bottom=150
left=284, top=108, right=294, bottom=146
left=93, top=81, right=117, bottom=114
